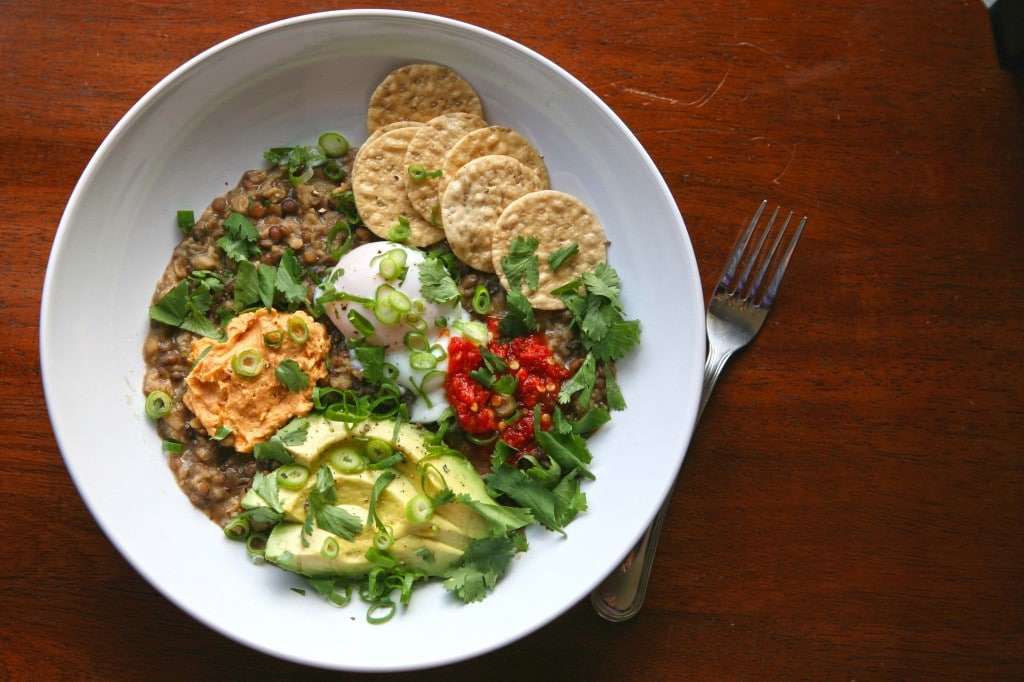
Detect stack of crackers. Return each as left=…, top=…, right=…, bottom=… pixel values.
left=352, top=64, right=608, bottom=311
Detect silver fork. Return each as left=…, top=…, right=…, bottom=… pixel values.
left=590, top=200, right=807, bottom=622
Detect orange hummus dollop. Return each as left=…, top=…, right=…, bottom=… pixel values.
left=184, top=308, right=329, bottom=452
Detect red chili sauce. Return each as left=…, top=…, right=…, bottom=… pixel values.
left=445, top=325, right=570, bottom=458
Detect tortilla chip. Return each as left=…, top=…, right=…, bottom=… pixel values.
left=440, top=155, right=544, bottom=273
left=492, top=190, right=607, bottom=310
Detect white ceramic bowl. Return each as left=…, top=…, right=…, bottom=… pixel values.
left=41, top=10, right=704, bottom=671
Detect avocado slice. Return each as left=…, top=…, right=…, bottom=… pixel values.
left=257, top=417, right=499, bottom=580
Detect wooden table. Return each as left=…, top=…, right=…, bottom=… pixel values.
left=4, top=1, right=1022, bottom=679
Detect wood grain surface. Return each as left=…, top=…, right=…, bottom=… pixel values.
left=2, top=1, right=1022, bottom=679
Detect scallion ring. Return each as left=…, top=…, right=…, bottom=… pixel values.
left=263, top=329, right=285, bottom=348
left=366, top=439, right=393, bottom=463
left=230, top=349, right=264, bottom=377
left=318, top=131, right=350, bottom=158
left=287, top=316, right=309, bottom=344
left=322, top=161, right=345, bottom=181
left=373, top=529, right=394, bottom=551
left=405, top=495, right=434, bottom=524
left=388, top=217, right=411, bottom=243
left=145, top=390, right=172, bottom=419
left=329, top=446, right=366, bottom=473
left=472, top=284, right=492, bottom=314
left=404, top=331, right=430, bottom=353
left=246, top=532, right=268, bottom=559
left=275, top=464, right=310, bottom=490
left=320, top=536, right=341, bottom=560
left=223, top=517, right=251, bottom=541
left=409, top=351, right=437, bottom=371
left=407, top=164, right=442, bottom=182
left=366, top=600, right=397, bottom=625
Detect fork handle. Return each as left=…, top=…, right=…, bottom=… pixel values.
left=589, top=344, right=731, bottom=622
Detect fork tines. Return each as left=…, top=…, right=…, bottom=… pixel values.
left=724, top=200, right=807, bottom=307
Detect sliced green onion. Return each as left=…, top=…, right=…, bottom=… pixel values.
left=275, top=464, right=310, bottom=490
left=366, top=439, right=393, bottom=463
left=327, top=220, right=354, bottom=259
left=348, top=309, right=375, bottom=337
left=453, top=319, right=489, bottom=345
left=430, top=343, right=448, bottom=362
left=387, top=248, right=407, bottom=267
left=330, top=446, right=366, bottom=473
left=466, top=431, right=498, bottom=446
left=409, top=351, right=438, bottom=371
left=320, top=536, right=341, bottom=560
left=287, top=316, right=309, bottom=344
left=145, top=390, right=172, bottom=419
left=404, top=331, right=430, bottom=353
left=472, top=284, right=491, bottom=314
left=407, top=164, right=442, bottom=182
left=388, top=217, right=412, bottom=242
left=322, top=161, right=345, bottom=181
left=231, top=349, right=264, bottom=377
left=318, top=131, right=350, bottom=158
left=246, top=532, right=268, bottom=558
left=373, top=529, right=394, bottom=551
left=223, top=517, right=251, bottom=541
left=162, top=440, right=184, bottom=453
left=326, top=581, right=353, bottom=607
left=367, top=600, right=397, bottom=624
left=403, top=311, right=427, bottom=332
left=405, top=495, right=434, bottom=524
left=263, top=329, right=285, bottom=348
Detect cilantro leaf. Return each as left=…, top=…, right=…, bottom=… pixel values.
left=250, top=471, right=283, bottom=513
left=454, top=495, right=535, bottom=534
left=558, top=353, right=597, bottom=407
left=485, top=464, right=576, bottom=534
left=547, top=242, right=579, bottom=271
left=535, top=427, right=595, bottom=481
left=418, top=254, right=460, bottom=304
left=276, top=359, right=309, bottom=392
left=148, top=279, right=222, bottom=339
left=257, top=263, right=278, bottom=309
left=233, top=260, right=261, bottom=311
left=497, top=289, right=538, bottom=338
left=443, top=535, right=518, bottom=603
left=275, top=248, right=309, bottom=308
left=217, top=212, right=260, bottom=262
left=305, top=466, right=362, bottom=541
left=501, top=236, right=540, bottom=291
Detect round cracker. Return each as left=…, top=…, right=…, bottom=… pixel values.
left=440, top=155, right=545, bottom=273
left=405, top=112, right=488, bottom=224
left=367, top=64, right=484, bottom=134
left=492, top=190, right=608, bottom=310
left=352, top=127, right=445, bottom=247
left=356, top=121, right=423, bottom=162
left=439, top=125, right=549, bottom=200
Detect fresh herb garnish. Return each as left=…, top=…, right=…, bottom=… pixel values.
left=148, top=279, right=222, bottom=339
left=275, top=359, right=309, bottom=392
left=500, top=236, right=540, bottom=291
left=217, top=212, right=260, bottom=262
left=302, top=465, right=363, bottom=543
left=547, top=242, right=579, bottom=271
left=442, top=534, right=518, bottom=603
left=418, top=253, right=460, bottom=304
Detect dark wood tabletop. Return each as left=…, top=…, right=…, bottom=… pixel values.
left=4, top=1, right=1022, bottom=679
